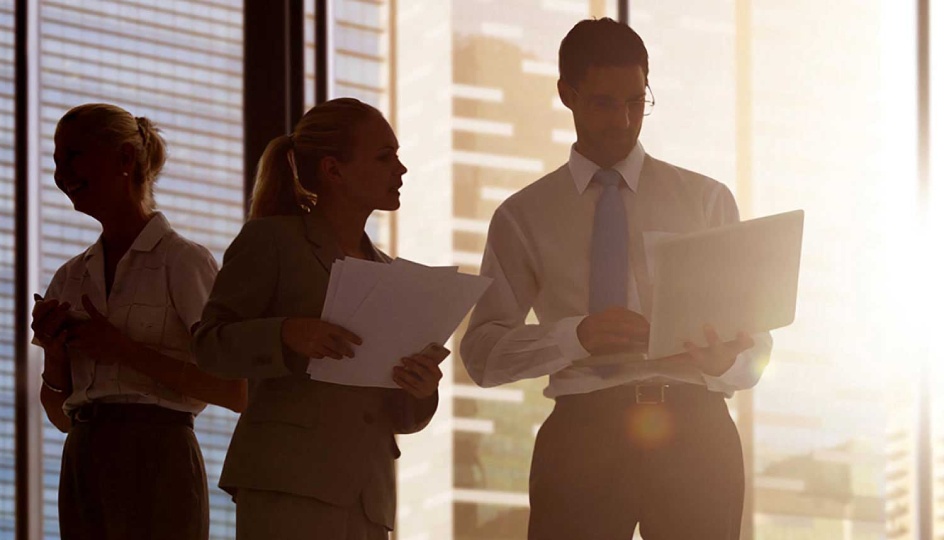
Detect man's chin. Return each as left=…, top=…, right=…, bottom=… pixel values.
left=615, top=144, right=638, bottom=159
left=593, top=147, right=634, bottom=167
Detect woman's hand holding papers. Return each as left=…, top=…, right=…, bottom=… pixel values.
left=576, top=307, right=651, bottom=355
left=281, top=318, right=363, bottom=360
left=393, top=343, right=449, bottom=398
left=682, top=325, right=754, bottom=377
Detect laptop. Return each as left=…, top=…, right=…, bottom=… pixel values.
left=647, top=209, right=804, bottom=360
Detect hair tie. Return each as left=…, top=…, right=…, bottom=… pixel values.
left=135, top=117, right=147, bottom=142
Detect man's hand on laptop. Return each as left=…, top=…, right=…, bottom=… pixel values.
left=682, top=325, right=754, bottom=377
left=577, top=307, right=650, bottom=355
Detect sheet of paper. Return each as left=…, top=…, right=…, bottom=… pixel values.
left=308, top=257, right=491, bottom=387
left=428, top=272, right=493, bottom=339
left=321, top=259, right=345, bottom=320
left=322, top=258, right=387, bottom=326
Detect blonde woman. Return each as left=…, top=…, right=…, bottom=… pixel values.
left=30, top=103, right=247, bottom=540
left=195, top=98, right=446, bottom=540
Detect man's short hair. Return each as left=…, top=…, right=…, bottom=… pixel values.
left=558, top=18, right=649, bottom=88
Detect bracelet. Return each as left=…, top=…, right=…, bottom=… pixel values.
left=41, top=374, right=66, bottom=394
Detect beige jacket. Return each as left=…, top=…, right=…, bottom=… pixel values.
left=193, top=210, right=437, bottom=529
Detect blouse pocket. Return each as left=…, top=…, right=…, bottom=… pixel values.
left=122, top=264, right=170, bottom=346
left=125, top=304, right=167, bottom=346
left=129, top=266, right=168, bottom=306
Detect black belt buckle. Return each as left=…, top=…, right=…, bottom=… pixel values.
left=634, top=384, right=667, bottom=404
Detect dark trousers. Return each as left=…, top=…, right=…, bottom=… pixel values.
left=528, top=384, right=744, bottom=540
left=58, top=404, right=209, bottom=540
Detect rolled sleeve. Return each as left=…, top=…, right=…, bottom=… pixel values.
left=169, top=243, right=219, bottom=333
left=552, top=316, right=590, bottom=361
left=460, top=205, right=581, bottom=387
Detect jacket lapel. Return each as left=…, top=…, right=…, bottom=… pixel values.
left=366, top=240, right=392, bottom=263
left=303, top=209, right=392, bottom=269
left=303, top=210, right=344, bottom=273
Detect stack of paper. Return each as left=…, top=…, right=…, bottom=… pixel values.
left=307, top=258, right=492, bottom=388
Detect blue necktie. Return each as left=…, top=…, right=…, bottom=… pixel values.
left=589, top=169, right=628, bottom=314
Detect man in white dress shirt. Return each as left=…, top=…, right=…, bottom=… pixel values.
left=460, top=18, right=772, bottom=540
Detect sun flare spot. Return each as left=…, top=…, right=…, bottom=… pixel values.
left=626, top=406, right=675, bottom=449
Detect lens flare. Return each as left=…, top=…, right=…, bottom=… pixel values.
left=626, top=406, right=675, bottom=449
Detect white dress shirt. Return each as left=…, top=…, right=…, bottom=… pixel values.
left=460, top=143, right=772, bottom=398
left=40, top=212, right=219, bottom=414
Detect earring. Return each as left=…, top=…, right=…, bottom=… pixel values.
left=122, top=172, right=129, bottom=177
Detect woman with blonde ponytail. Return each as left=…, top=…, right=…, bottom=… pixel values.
left=195, top=98, right=447, bottom=539
left=30, top=103, right=247, bottom=539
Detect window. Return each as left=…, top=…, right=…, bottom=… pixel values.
left=0, top=0, right=14, bottom=536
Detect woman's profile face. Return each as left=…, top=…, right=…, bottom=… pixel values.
left=53, top=120, right=133, bottom=218
left=333, top=113, right=408, bottom=213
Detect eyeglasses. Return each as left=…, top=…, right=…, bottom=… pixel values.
left=570, top=84, right=656, bottom=117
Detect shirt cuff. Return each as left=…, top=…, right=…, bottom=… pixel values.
left=700, top=344, right=764, bottom=395
left=701, top=359, right=740, bottom=395
left=553, top=315, right=590, bottom=362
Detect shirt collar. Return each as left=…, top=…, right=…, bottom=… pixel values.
left=568, top=141, right=645, bottom=194
left=83, top=212, right=171, bottom=260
